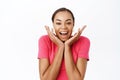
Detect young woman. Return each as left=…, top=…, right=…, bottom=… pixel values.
left=38, top=7, right=90, bottom=80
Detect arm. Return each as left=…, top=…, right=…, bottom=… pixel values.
left=64, top=45, right=87, bottom=80
left=39, top=45, right=64, bottom=80
left=64, top=25, right=87, bottom=80
left=39, top=26, right=64, bottom=80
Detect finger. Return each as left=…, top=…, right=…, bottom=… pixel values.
left=75, top=27, right=82, bottom=39
left=45, top=26, right=60, bottom=42
left=45, top=26, right=54, bottom=36
left=75, top=28, right=81, bottom=36
left=68, top=33, right=78, bottom=44
left=51, top=28, right=56, bottom=35
left=81, top=25, right=87, bottom=32
left=78, top=28, right=81, bottom=33
left=51, top=28, right=54, bottom=32
left=45, top=26, right=54, bottom=39
left=72, top=32, right=79, bottom=39
left=45, top=25, right=50, bottom=32
left=73, top=33, right=77, bottom=36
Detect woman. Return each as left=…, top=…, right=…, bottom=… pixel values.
left=38, top=7, right=90, bottom=80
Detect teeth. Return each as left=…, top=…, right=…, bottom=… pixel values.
left=61, top=32, right=67, bottom=34
left=60, top=31, right=68, bottom=35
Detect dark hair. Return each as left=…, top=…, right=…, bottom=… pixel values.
left=51, top=7, right=75, bottom=23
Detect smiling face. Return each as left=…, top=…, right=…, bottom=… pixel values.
left=53, top=11, right=74, bottom=41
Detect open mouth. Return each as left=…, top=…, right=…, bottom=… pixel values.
left=59, top=31, right=68, bottom=35
left=59, top=31, right=69, bottom=41
left=57, top=30, right=72, bottom=41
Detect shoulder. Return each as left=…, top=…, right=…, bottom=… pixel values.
left=39, top=35, right=49, bottom=40
left=78, top=36, right=90, bottom=43
left=76, top=36, right=90, bottom=44
left=38, top=35, right=52, bottom=45
left=39, top=35, right=50, bottom=42
left=73, top=36, right=90, bottom=47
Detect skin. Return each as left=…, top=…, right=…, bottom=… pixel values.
left=39, top=11, right=87, bottom=80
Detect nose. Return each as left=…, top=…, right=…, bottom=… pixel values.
left=61, top=23, right=67, bottom=29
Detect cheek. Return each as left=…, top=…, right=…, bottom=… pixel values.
left=53, top=25, right=57, bottom=31
left=54, top=27, right=59, bottom=35
left=53, top=23, right=60, bottom=30
left=54, top=26, right=59, bottom=31
left=68, top=26, right=74, bottom=32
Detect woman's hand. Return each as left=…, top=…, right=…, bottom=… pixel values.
left=65, top=25, right=86, bottom=46
left=45, top=26, right=64, bottom=48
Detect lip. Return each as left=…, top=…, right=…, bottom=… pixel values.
left=58, top=31, right=69, bottom=41
left=59, top=30, right=68, bottom=35
left=59, top=31, right=68, bottom=35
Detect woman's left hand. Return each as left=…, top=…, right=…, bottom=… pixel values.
left=65, top=25, right=86, bottom=46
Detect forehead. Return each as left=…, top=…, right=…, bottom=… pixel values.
left=54, top=11, right=73, bottom=21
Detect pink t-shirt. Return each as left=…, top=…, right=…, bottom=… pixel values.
left=38, top=35, right=90, bottom=80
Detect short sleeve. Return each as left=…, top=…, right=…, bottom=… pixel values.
left=78, top=36, right=90, bottom=60
left=38, top=35, right=49, bottom=59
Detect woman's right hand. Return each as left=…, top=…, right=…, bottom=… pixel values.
left=45, top=26, right=64, bottom=48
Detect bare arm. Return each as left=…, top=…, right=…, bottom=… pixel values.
left=64, top=25, right=87, bottom=80
left=39, top=45, right=64, bottom=80
left=39, top=26, right=64, bottom=80
left=64, top=45, right=87, bottom=80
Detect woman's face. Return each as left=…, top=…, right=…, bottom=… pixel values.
left=53, top=11, right=74, bottom=41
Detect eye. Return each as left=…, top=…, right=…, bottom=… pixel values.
left=56, top=22, right=61, bottom=25
left=66, top=22, right=72, bottom=25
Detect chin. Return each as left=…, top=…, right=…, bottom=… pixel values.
left=60, top=38, right=68, bottom=42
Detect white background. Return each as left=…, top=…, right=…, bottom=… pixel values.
left=0, top=0, right=120, bottom=80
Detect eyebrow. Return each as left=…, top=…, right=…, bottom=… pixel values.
left=66, top=19, right=72, bottom=21
left=56, top=19, right=61, bottom=21
left=55, top=19, right=72, bottom=21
